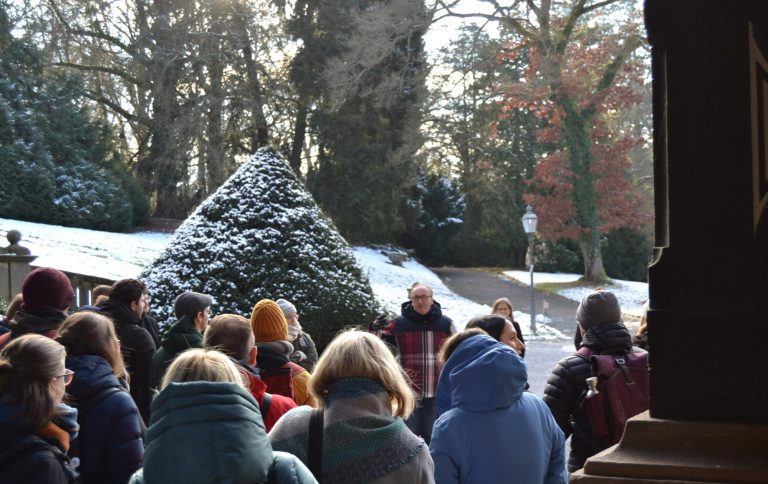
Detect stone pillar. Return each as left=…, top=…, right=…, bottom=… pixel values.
left=0, top=230, right=37, bottom=303
left=573, top=0, right=768, bottom=481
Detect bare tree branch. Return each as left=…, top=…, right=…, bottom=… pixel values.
left=52, top=62, right=148, bottom=89
left=46, top=0, right=140, bottom=58
left=82, top=90, right=152, bottom=127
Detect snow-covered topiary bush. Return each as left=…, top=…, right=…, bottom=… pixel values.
left=140, top=147, right=380, bottom=350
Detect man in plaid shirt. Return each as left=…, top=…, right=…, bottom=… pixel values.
left=379, top=283, right=456, bottom=444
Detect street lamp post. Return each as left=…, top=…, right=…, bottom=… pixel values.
left=521, top=205, right=538, bottom=334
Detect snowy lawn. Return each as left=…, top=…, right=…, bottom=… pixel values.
left=504, top=270, right=648, bottom=318
left=0, top=218, right=168, bottom=280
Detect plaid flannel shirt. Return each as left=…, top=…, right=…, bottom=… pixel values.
left=379, top=302, right=455, bottom=398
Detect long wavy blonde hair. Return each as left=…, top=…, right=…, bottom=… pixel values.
left=310, top=330, right=415, bottom=418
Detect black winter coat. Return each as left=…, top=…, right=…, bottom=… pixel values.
left=98, top=300, right=156, bottom=424
left=66, top=355, right=144, bottom=484
left=141, top=314, right=161, bottom=348
left=150, top=315, right=203, bottom=389
left=0, top=413, right=73, bottom=483
left=542, top=322, right=634, bottom=472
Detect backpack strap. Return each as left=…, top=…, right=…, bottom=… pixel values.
left=308, top=407, right=324, bottom=482
left=260, top=393, right=272, bottom=419
left=613, top=354, right=635, bottom=384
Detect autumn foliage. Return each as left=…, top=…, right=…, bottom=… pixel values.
left=495, top=8, right=651, bottom=278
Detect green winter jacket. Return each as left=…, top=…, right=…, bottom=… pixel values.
left=149, top=315, right=203, bottom=389
left=129, top=381, right=316, bottom=484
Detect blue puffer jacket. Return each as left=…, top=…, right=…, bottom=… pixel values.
left=430, top=335, right=567, bottom=484
left=130, top=381, right=316, bottom=484
left=66, top=355, right=144, bottom=484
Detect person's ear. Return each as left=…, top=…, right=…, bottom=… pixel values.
left=249, top=346, right=258, bottom=366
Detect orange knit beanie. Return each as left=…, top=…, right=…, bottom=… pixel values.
left=250, top=299, right=288, bottom=342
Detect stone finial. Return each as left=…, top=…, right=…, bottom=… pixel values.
left=2, top=230, right=32, bottom=256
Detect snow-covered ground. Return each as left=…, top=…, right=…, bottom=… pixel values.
left=1, top=217, right=646, bottom=339
left=0, top=218, right=168, bottom=281
left=504, top=270, right=647, bottom=318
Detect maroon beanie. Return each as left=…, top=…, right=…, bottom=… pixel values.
left=22, top=267, right=74, bottom=311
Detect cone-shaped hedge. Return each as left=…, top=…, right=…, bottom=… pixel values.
left=141, top=147, right=380, bottom=350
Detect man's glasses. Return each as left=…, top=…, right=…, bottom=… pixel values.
left=412, top=295, right=432, bottom=302
left=55, top=369, right=75, bottom=386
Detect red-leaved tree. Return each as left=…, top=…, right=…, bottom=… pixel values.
left=495, top=1, right=651, bottom=281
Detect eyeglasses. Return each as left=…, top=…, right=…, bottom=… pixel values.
left=55, top=369, right=75, bottom=386
left=412, top=295, right=432, bottom=302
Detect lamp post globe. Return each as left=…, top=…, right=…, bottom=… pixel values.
left=521, top=205, right=538, bottom=334
left=522, top=205, right=538, bottom=237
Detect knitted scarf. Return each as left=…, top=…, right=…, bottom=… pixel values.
left=271, top=377, right=424, bottom=483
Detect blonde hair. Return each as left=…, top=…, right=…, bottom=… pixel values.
left=5, top=293, right=23, bottom=321
left=161, top=348, right=243, bottom=390
left=637, top=300, right=650, bottom=336
left=310, top=330, right=415, bottom=418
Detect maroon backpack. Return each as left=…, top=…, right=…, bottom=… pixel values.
left=577, top=347, right=649, bottom=450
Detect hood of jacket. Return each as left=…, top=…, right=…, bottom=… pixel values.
left=143, top=381, right=272, bottom=484
left=400, top=299, right=445, bottom=324
left=581, top=321, right=633, bottom=354
left=160, top=315, right=202, bottom=353
left=436, top=334, right=527, bottom=415
left=98, top=299, right=140, bottom=327
left=255, top=342, right=292, bottom=371
left=65, top=355, right=123, bottom=403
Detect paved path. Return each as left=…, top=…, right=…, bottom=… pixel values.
left=431, top=266, right=579, bottom=337
left=431, top=266, right=578, bottom=397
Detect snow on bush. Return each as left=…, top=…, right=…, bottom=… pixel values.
left=141, top=147, right=380, bottom=349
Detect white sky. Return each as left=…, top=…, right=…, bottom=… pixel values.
left=1, top=217, right=646, bottom=340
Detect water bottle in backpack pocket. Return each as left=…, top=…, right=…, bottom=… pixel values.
left=577, top=348, right=650, bottom=452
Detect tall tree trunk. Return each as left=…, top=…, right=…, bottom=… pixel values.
left=205, top=5, right=226, bottom=193
left=561, top=96, right=606, bottom=281
left=231, top=6, right=269, bottom=151
left=579, top=229, right=607, bottom=283
left=289, top=104, right=307, bottom=173
left=148, top=0, right=184, bottom=218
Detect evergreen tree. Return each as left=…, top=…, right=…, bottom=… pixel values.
left=291, top=0, right=429, bottom=243
left=401, top=172, right=465, bottom=264
left=141, top=147, right=380, bottom=350
left=424, top=26, right=540, bottom=266
left=0, top=5, right=148, bottom=231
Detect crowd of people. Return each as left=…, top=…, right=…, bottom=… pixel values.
left=0, top=266, right=648, bottom=483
